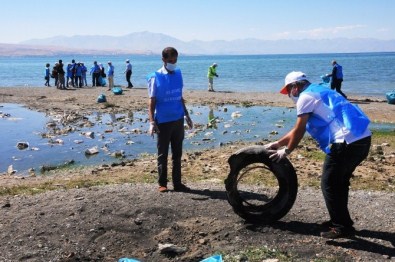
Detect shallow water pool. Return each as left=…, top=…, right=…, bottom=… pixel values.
left=0, top=103, right=393, bottom=175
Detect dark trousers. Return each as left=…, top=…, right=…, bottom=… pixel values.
left=126, top=70, right=133, bottom=87
left=92, top=72, right=100, bottom=87
left=331, top=79, right=347, bottom=98
left=156, top=118, right=184, bottom=187
left=321, top=136, right=371, bottom=232
left=75, top=76, right=82, bottom=87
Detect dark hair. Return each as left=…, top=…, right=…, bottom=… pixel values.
left=162, top=47, right=178, bottom=59
left=46, top=63, right=50, bottom=67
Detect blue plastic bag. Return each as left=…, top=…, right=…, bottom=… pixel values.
left=97, top=93, right=107, bottom=103
left=118, top=258, right=140, bottom=262
left=200, top=254, right=223, bottom=262
left=386, top=91, right=395, bottom=104
left=112, top=87, right=123, bottom=95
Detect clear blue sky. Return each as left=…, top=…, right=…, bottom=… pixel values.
left=2, top=0, right=394, bottom=43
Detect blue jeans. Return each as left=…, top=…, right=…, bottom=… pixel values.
left=156, top=118, right=184, bottom=187
left=321, top=136, right=371, bottom=232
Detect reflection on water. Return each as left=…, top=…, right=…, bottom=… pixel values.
left=1, top=103, right=394, bottom=175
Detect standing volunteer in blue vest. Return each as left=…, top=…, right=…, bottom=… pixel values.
left=265, top=71, right=371, bottom=239
left=326, top=60, right=347, bottom=99
left=147, top=47, right=194, bottom=193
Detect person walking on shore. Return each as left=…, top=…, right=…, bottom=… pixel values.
left=107, top=61, right=114, bottom=90
left=147, top=47, right=193, bottom=193
left=326, top=60, right=347, bottom=99
left=265, top=71, right=371, bottom=239
left=44, top=63, right=51, bottom=87
left=207, top=63, right=219, bottom=92
left=124, top=59, right=133, bottom=88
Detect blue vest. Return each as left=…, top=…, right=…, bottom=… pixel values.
left=149, top=69, right=184, bottom=124
left=335, top=64, right=343, bottom=79
left=303, top=84, right=370, bottom=153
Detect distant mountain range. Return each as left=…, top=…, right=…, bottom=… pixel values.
left=1, top=31, right=394, bottom=56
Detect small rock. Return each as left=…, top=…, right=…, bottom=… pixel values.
left=16, top=142, right=29, bottom=150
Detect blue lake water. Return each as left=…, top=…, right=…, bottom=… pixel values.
left=1, top=103, right=394, bottom=175
left=0, top=52, right=394, bottom=96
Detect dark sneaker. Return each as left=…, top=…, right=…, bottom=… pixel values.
left=158, top=186, right=168, bottom=193
left=173, top=184, right=191, bottom=192
left=320, top=228, right=355, bottom=239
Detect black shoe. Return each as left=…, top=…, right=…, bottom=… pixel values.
left=173, top=184, right=191, bottom=192
left=320, top=228, right=355, bottom=239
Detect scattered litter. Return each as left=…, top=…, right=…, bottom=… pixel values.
left=110, top=150, right=125, bottom=158
left=85, top=147, right=99, bottom=155
left=82, top=131, right=95, bottom=138
left=231, top=111, right=242, bottom=118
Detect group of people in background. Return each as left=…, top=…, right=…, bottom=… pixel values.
left=44, top=59, right=134, bottom=90
left=44, top=57, right=347, bottom=100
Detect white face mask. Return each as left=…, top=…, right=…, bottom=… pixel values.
left=289, top=93, right=299, bottom=104
left=165, top=62, right=177, bottom=71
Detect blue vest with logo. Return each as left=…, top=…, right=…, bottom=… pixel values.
left=149, top=69, right=184, bottom=124
left=303, top=84, right=370, bottom=153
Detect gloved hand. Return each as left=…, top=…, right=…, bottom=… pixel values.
left=264, top=141, right=281, bottom=150
left=149, top=122, right=159, bottom=138
left=185, top=115, right=193, bottom=129
left=268, top=148, right=289, bottom=163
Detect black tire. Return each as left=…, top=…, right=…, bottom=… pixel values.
left=225, top=145, right=298, bottom=224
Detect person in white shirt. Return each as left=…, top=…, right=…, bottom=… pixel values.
left=266, top=71, right=371, bottom=239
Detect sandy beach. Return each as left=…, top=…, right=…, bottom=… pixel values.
left=1, top=86, right=395, bottom=261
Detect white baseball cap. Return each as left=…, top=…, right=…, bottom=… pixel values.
left=280, top=71, right=308, bottom=94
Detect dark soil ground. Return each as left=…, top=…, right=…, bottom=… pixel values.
left=1, top=182, right=395, bottom=262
